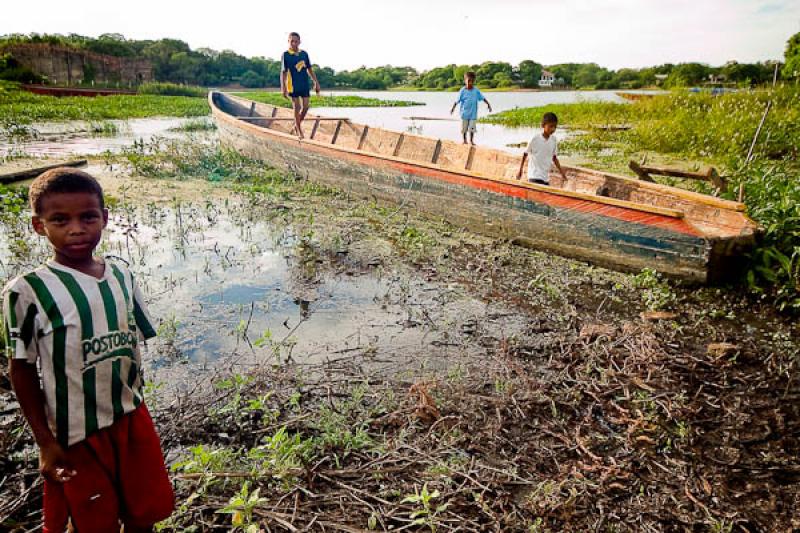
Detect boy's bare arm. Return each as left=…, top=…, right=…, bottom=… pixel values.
left=308, top=67, right=321, bottom=95
left=10, top=359, right=75, bottom=482
left=280, top=71, right=288, bottom=98
left=450, top=102, right=457, bottom=114
left=484, top=98, right=492, bottom=113
left=517, top=153, right=528, bottom=179
left=553, top=155, right=568, bottom=180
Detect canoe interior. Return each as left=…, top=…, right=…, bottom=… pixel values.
left=212, top=92, right=761, bottom=281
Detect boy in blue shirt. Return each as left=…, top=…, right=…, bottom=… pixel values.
left=281, top=32, right=321, bottom=139
left=450, top=71, right=492, bottom=145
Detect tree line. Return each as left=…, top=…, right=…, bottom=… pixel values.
left=1, top=32, right=797, bottom=89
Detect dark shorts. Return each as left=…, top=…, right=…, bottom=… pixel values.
left=290, top=88, right=311, bottom=98
left=43, top=404, right=174, bottom=532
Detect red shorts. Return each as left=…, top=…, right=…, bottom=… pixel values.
left=43, top=404, right=175, bottom=532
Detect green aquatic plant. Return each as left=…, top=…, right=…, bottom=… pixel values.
left=487, top=86, right=800, bottom=310
left=0, top=83, right=209, bottom=123
left=138, top=82, right=207, bottom=98
left=232, top=91, right=421, bottom=108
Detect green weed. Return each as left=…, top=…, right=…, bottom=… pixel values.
left=216, top=481, right=266, bottom=532
left=233, top=91, right=421, bottom=108
left=401, top=483, right=449, bottom=532
left=631, top=268, right=676, bottom=311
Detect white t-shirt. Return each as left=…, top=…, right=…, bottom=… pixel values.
left=525, top=133, right=558, bottom=182
left=2, top=260, right=156, bottom=446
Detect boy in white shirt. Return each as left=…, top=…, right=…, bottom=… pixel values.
left=517, top=112, right=568, bottom=185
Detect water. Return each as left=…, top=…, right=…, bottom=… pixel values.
left=313, top=89, right=636, bottom=152
left=0, top=90, right=652, bottom=157
left=0, top=117, right=211, bottom=157
left=1, top=195, right=526, bottom=369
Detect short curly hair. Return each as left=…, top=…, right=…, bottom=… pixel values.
left=542, top=112, right=559, bottom=125
left=29, top=168, right=104, bottom=215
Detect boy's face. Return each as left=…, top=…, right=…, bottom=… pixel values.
left=32, top=192, right=108, bottom=265
left=542, top=122, right=558, bottom=136
left=465, top=76, right=475, bottom=88
left=288, top=35, right=300, bottom=51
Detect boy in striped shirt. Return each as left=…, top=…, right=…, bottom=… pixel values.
left=3, top=168, right=174, bottom=532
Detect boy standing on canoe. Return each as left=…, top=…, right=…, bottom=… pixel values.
left=3, top=168, right=174, bottom=531
left=517, top=112, right=568, bottom=185
left=450, top=71, right=492, bottom=145
left=281, top=32, right=321, bottom=139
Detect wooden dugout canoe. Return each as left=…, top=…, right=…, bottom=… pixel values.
left=210, top=92, right=760, bottom=283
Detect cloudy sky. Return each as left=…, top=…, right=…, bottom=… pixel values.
left=1, top=0, right=797, bottom=71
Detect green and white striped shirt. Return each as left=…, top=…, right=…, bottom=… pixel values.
left=2, top=260, right=157, bottom=447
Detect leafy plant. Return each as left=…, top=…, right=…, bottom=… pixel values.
left=217, top=481, right=266, bottom=532
left=401, top=483, right=449, bottom=532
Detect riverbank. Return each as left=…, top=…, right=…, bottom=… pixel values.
left=484, top=85, right=800, bottom=310
left=0, top=82, right=421, bottom=127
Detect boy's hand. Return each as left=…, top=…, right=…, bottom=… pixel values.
left=315, top=85, right=320, bottom=96
left=40, top=441, right=76, bottom=483
left=282, top=89, right=289, bottom=100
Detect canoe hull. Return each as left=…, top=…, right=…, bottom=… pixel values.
left=212, top=93, right=756, bottom=283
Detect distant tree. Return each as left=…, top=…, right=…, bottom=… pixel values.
left=517, top=60, right=543, bottom=88
left=783, top=32, right=800, bottom=80
left=574, top=64, right=602, bottom=88
left=663, top=63, right=711, bottom=87
left=240, top=70, right=264, bottom=88
left=476, top=61, right=513, bottom=88
left=547, top=63, right=582, bottom=86
left=722, top=61, right=774, bottom=86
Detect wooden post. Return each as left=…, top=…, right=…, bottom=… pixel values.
left=706, top=168, right=727, bottom=192
left=431, top=140, right=442, bottom=164
left=746, top=101, right=772, bottom=163
left=465, top=145, right=476, bottom=171
left=357, top=126, right=369, bottom=151
left=629, top=161, right=654, bottom=182
left=248, top=102, right=256, bottom=117
left=331, top=120, right=343, bottom=144
left=392, top=134, right=405, bottom=157
left=310, top=118, right=320, bottom=139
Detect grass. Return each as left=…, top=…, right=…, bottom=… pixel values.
left=0, top=83, right=419, bottom=129
left=485, top=87, right=799, bottom=162
left=232, top=91, right=422, bottom=108
left=138, top=82, right=207, bottom=98
left=486, top=85, right=800, bottom=311
left=0, top=81, right=209, bottom=125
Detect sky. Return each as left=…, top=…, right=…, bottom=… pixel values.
left=1, top=0, right=798, bottom=71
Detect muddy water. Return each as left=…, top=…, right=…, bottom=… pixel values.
left=0, top=117, right=212, bottom=157
left=1, top=194, right=528, bottom=377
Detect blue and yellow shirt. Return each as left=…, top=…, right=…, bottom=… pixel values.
left=281, top=49, right=312, bottom=94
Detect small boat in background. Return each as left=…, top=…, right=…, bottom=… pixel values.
left=0, top=159, right=87, bottom=185
left=21, top=85, right=137, bottom=97
left=616, top=91, right=658, bottom=101
left=211, top=92, right=759, bottom=283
